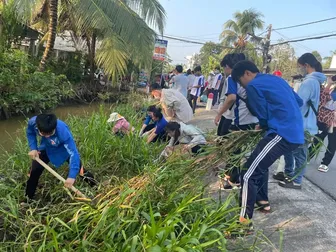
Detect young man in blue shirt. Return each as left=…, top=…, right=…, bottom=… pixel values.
left=231, top=61, right=304, bottom=224
left=26, top=114, right=96, bottom=200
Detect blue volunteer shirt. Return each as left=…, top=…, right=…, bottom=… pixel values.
left=155, top=117, right=168, bottom=135
left=27, top=117, right=81, bottom=179
left=246, top=74, right=305, bottom=145
left=144, top=115, right=157, bottom=126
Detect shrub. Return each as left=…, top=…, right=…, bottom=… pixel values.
left=0, top=50, right=74, bottom=118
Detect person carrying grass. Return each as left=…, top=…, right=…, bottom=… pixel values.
left=26, top=114, right=96, bottom=200
left=231, top=60, right=304, bottom=226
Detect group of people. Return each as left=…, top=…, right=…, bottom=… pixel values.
left=23, top=51, right=336, bottom=232
left=165, top=64, right=224, bottom=114
left=213, top=52, right=336, bottom=227
left=24, top=81, right=205, bottom=201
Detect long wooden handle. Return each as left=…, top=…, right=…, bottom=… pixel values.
left=34, top=157, right=88, bottom=199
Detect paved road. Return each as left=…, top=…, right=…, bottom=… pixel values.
left=305, top=142, right=336, bottom=199
left=192, top=108, right=336, bottom=251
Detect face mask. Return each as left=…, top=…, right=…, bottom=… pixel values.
left=214, top=70, right=220, bottom=74
left=299, top=66, right=308, bottom=77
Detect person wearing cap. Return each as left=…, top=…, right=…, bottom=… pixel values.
left=107, top=112, right=135, bottom=135
left=151, top=84, right=193, bottom=123
left=273, top=70, right=282, bottom=78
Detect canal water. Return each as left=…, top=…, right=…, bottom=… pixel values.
left=0, top=103, right=109, bottom=152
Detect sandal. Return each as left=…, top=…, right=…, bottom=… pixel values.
left=255, top=201, right=271, bottom=213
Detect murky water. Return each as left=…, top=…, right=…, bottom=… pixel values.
left=0, top=103, right=108, bottom=152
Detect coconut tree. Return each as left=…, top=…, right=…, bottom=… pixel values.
left=14, top=0, right=166, bottom=77
left=220, top=8, right=264, bottom=53
left=39, top=0, right=57, bottom=71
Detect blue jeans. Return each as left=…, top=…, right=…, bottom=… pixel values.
left=284, top=143, right=308, bottom=184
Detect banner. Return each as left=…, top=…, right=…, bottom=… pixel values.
left=153, top=39, right=168, bottom=61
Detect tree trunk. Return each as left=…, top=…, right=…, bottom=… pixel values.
left=89, top=33, right=96, bottom=85
left=39, top=0, right=58, bottom=71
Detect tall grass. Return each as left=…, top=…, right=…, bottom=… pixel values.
left=0, top=97, right=282, bottom=251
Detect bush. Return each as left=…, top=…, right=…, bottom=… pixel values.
left=0, top=50, right=74, bottom=118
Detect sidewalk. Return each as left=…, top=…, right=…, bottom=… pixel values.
left=190, top=108, right=336, bottom=252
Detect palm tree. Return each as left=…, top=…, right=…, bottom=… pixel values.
left=39, top=0, right=57, bottom=71
left=14, top=0, right=166, bottom=78
left=220, top=8, right=264, bottom=53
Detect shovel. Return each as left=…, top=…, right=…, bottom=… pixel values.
left=34, top=157, right=89, bottom=200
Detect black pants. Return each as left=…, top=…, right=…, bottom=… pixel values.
left=225, top=123, right=257, bottom=184
left=239, top=134, right=299, bottom=220
left=217, top=116, right=232, bottom=136
left=209, top=88, right=219, bottom=106
left=191, top=145, right=205, bottom=155
left=143, top=124, right=168, bottom=143
left=26, top=151, right=95, bottom=199
left=309, top=121, right=336, bottom=166
left=188, top=94, right=198, bottom=114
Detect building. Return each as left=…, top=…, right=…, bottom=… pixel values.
left=323, top=55, right=336, bottom=76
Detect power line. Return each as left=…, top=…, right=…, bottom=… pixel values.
left=272, top=30, right=313, bottom=51
left=271, top=33, right=336, bottom=46
left=163, top=35, right=205, bottom=45
left=163, top=35, right=261, bottom=51
left=273, top=17, right=336, bottom=31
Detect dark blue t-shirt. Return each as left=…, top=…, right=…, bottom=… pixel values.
left=155, top=117, right=168, bottom=134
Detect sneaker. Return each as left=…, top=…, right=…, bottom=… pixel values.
left=273, top=172, right=285, bottom=181
left=278, top=178, right=302, bottom=190
left=318, top=164, right=329, bottom=173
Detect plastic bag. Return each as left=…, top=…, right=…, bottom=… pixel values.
left=200, top=94, right=208, bottom=103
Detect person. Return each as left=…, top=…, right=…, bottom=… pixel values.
left=171, top=65, right=189, bottom=98
left=189, top=66, right=205, bottom=114
left=277, top=53, right=326, bottom=189
left=159, top=121, right=206, bottom=159
left=107, top=112, right=135, bottom=135
left=26, top=114, right=96, bottom=200
left=139, top=105, right=158, bottom=136
left=214, top=53, right=259, bottom=190
left=187, top=70, right=196, bottom=99
left=208, top=66, right=223, bottom=106
left=151, top=84, right=193, bottom=123
left=151, top=74, right=165, bottom=90
left=142, top=108, right=168, bottom=143
left=273, top=70, right=282, bottom=78
left=308, top=77, right=336, bottom=172
left=204, top=72, right=215, bottom=97
left=231, top=60, right=304, bottom=224
left=215, top=53, right=250, bottom=135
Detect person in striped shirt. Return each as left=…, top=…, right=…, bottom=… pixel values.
left=189, top=66, right=205, bottom=114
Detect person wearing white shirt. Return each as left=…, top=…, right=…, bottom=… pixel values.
left=159, top=121, right=206, bottom=159
left=189, top=66, right=204, bottom=114
left=214, top=53, right=258, bottom=190
left=209, top=66, right=223, bottom=106
left=187, top=69, right=196, bottom=99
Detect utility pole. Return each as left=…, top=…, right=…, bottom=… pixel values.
left=262, top=24, right=272, bottom=73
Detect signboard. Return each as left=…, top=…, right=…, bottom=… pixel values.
left=153, top=39, right=168, bottom=61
